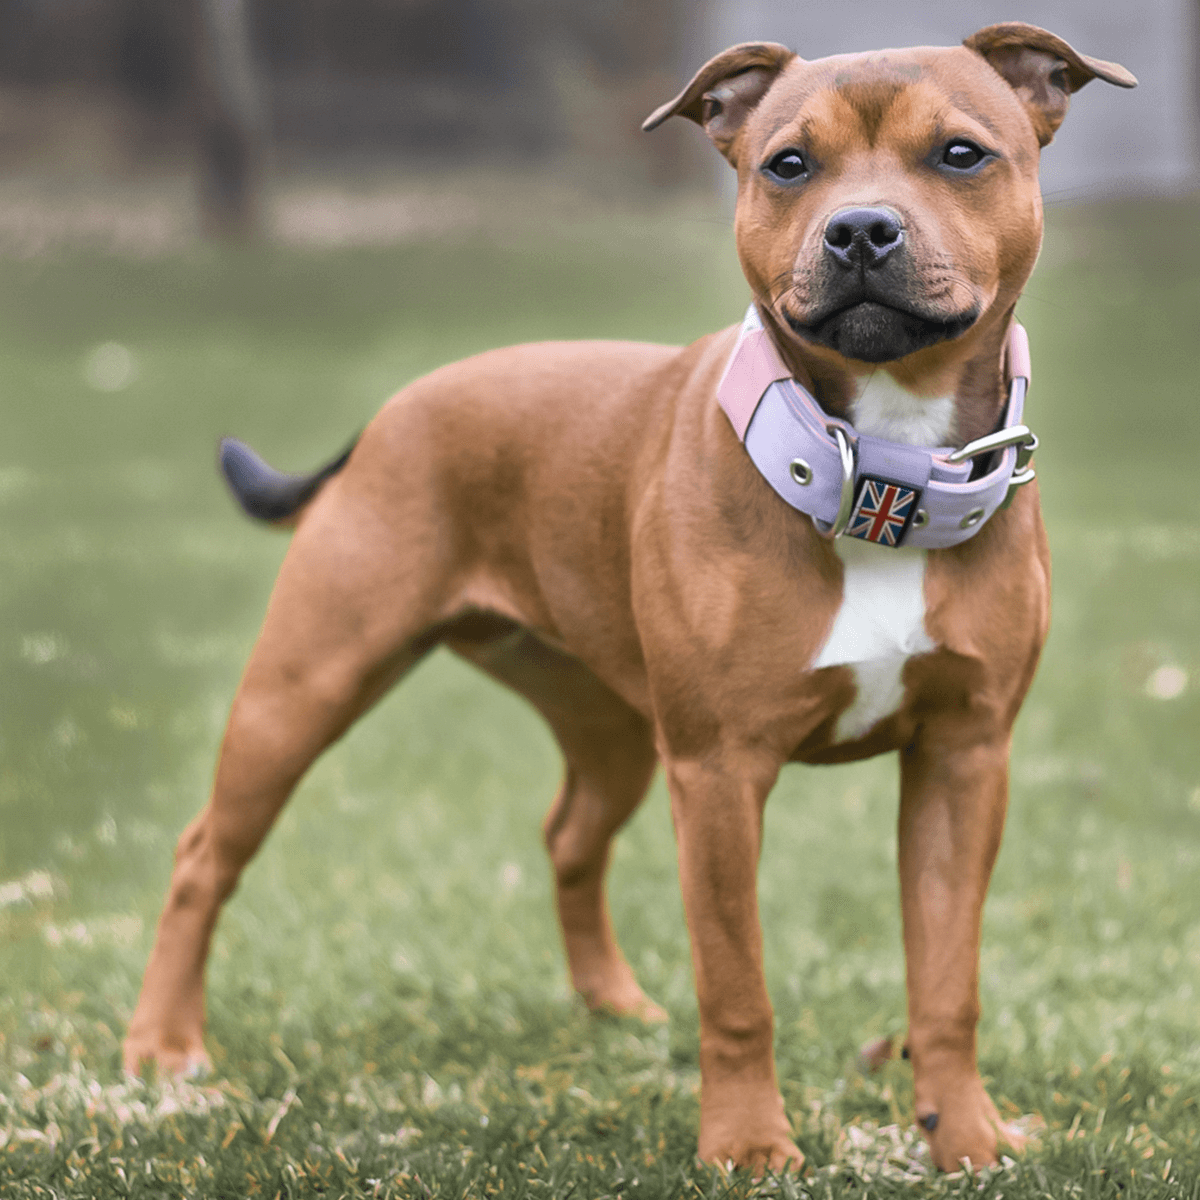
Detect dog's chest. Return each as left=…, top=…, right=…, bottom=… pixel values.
left=812, top=374, right=953, bottom=744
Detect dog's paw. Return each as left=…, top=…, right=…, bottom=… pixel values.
left=917, top=1077, right=1024, bottom=1172
left=122, top=1035, right=211, bottom=1081
left=857, top=1035, right=898, bottom=1073
left=699, top=1133, right=806, bottom=1177
left=579, top=970, right=669, bottom=1024
left=591, top=993, right=669, bottom=1024
left=698, top=1092, right=804, bottom=1177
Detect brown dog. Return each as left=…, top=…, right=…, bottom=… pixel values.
left=125, top=24, right=1135, bottom=1173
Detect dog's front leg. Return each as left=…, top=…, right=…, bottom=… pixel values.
left=666, top=752, right=803, bottom=1174
left=898, top=729, right=1025, bottom=1171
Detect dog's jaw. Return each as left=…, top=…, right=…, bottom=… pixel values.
left=784, top=299, right=982, bottom=365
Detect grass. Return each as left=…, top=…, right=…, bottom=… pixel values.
left=1, top=192, right=1199, bottom=1197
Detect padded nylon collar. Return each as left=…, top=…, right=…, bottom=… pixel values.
left=716, top=305, right=1034, bottom=549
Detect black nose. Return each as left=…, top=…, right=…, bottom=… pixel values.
left=823, top=206, right=904, bottom=268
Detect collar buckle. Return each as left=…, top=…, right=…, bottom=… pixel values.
left=946, top=424, right=1039, bottom=511
left=945, top=424, right=1037, bottom=466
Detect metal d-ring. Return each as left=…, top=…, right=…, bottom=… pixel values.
left=999, top=464, right=1037, bottom=509
left=813, top=426, right=856, bottom=539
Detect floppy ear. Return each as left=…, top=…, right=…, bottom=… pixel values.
left=964, top=22, right=1136, bottom=146
left=642, top=42, right=796, bottom=164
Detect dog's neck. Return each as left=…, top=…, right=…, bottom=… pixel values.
left=758, top=306, right=1012, bottom=450
left=849, top=374, right=955, bottom=446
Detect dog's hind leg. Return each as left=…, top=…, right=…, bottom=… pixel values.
left=124, top=464, right=457, bottom=1077
left=451, top=631, right=665, bottom=1021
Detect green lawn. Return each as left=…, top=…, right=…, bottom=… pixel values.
left=1, top=194, right=1199, bottom=1198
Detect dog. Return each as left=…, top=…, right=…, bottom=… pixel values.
left=124, top=23, right=1135, bottom=1173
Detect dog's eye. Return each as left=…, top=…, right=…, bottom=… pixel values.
left=764, top=150, right=808, bottom=181
left=942, top=139, right=987, bottom=170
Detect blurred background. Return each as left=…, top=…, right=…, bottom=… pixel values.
left=2, top=4, right=1200, bottom=1193
left=0, top=0, right=1193, bottom=250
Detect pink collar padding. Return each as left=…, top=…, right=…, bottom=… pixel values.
left=716, top=306, right=1035, bottom=549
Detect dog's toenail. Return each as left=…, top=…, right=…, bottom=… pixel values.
left=919, top=1112, right=939, bottom=1132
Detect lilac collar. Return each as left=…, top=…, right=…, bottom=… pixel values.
left=717, top=306, right=1037, bottom=549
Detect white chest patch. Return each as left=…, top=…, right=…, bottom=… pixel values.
left=851, top=372, right=956, bottom=448
left=812, top=539, right=935, bottom=741
left=810, top=374, right=953, bottom=744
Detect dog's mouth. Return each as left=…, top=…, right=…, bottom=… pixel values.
left=785, top=300, right=979, bottom=363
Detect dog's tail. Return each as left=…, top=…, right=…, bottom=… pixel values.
left=218, top=435, right=357, bottom=526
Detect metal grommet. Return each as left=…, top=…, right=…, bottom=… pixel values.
left=911, top=508, right=929, bottom=529
left=960, top=507, right=985, bottom=529
left=789, top=458, right=812, bottom=486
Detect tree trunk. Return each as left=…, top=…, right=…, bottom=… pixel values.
left=194, top=0, right=266, bottom=239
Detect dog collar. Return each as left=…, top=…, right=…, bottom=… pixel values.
left=717, top=305, right=1037, bottom=549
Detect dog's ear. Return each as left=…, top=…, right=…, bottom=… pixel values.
left=964, top=23, right=1136, bottom=146
left=643, top=42, right=796, bottom=164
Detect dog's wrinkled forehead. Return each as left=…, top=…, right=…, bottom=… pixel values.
left=643, top=26, right=1135, bottom=162
left=745, top=47, right=1029, bottom=162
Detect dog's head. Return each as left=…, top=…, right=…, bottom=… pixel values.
left=645, top=25, right=1135, bottom=370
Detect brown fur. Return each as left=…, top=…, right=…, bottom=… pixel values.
left=126, top=26, right=1134, bottom=1174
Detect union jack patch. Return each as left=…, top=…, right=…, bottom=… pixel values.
left=846, top=477, right=921, bottom=547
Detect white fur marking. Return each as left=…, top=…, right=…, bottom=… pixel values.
left=812, top=376, right=952, bottom=743
left=852, top=373, right=955, bottom=447
left=813, top=539, right=935, bottom=741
